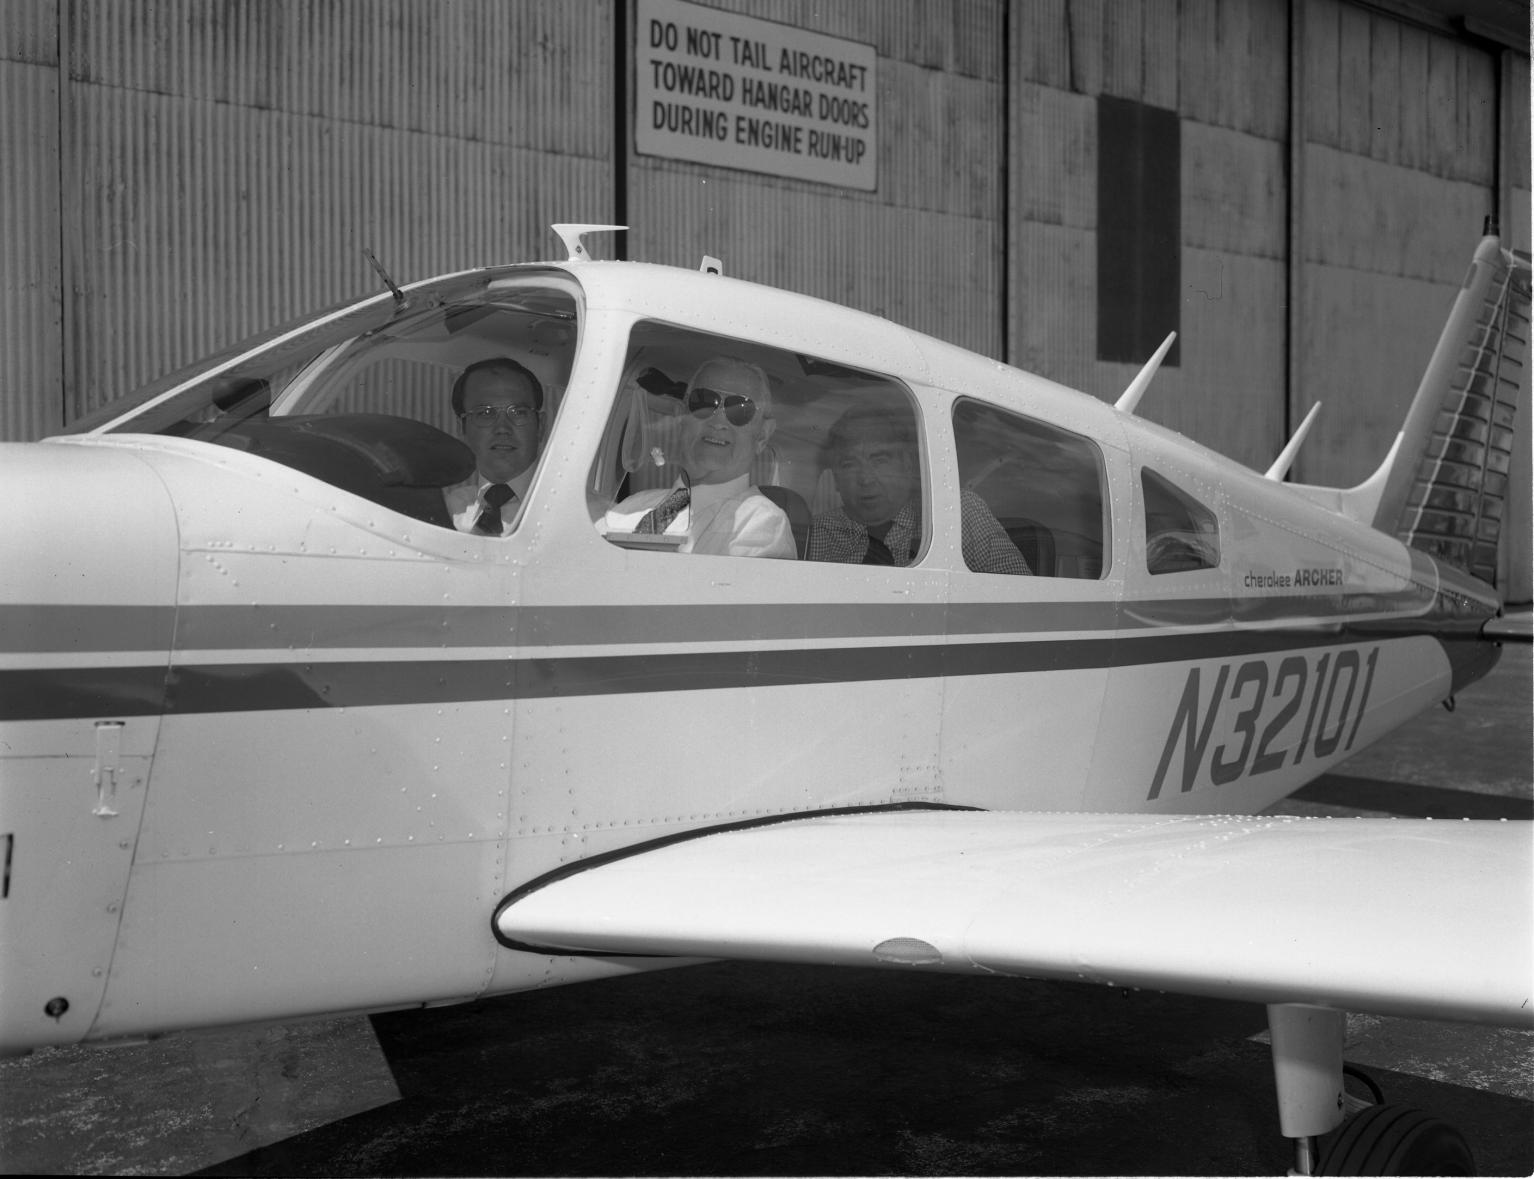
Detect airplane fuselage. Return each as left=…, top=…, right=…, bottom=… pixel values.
left=0, top=258, right=1503, bottom=1055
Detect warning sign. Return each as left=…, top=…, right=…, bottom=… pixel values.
left=635, top=0, right=878, bottom=191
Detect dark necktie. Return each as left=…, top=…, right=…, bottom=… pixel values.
left=636, top=485, right=690, bottom=534
left=474, top=483, right=516, bottom=535
left=863, top=532, right=896, bottom=566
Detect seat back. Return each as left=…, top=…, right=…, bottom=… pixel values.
left=1002, top=517, right=1056, bottom=577
left=758, top=484, right=812, bottom=559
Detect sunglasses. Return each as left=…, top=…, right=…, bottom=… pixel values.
left=686, top=387, right=759, bottom=426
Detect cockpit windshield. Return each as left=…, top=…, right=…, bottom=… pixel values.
left=68, top=273, right=581, bottom=532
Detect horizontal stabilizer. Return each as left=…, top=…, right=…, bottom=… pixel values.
left=496, top=809, right=1531, bottom=1027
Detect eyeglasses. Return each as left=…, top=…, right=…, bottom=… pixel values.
left=686, top=387, right=759, bottom=426
left=463, top=405, right=538, bottom=426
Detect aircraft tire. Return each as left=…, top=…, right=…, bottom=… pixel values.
left=1315, top=1104, right=1475, bottom=1175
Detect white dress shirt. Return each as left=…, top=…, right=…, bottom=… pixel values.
left=604, top=474, right=795, bottom=558
left=442, top=469, right=536, bottom=536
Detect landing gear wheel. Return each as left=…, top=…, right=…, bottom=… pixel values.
left=1316, top=1104, right=1475, bottom=1175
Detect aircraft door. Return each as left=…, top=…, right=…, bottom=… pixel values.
left=499, top=321, right=950, bottom=900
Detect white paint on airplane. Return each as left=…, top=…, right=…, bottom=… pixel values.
left=1, top=224, right=1528, bottom=1171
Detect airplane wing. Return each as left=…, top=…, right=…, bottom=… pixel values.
left=495, top=809, right=1532, bottom=1026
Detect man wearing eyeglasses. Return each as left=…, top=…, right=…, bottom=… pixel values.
left=604, top=357, right=795, bottom=558
left=443, top=357, right=545, bottom=536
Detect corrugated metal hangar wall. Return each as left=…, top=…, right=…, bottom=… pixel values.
left=2, top=0, right=1528, bottom=592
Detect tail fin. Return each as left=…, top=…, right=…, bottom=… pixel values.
left=1366, top=234, right=1531, bottom=586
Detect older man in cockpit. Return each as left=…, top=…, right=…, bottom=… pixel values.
left=604, top=357, right=795, bottom=558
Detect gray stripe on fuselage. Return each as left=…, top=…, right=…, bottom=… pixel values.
left=1, top=625, right=1440, bottom=720
left=1, top=582, right=1446, bottom=655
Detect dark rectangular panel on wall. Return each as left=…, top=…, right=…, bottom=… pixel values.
left=1096, top=95, right=1180, bottom=366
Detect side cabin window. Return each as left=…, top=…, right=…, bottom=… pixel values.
left=593, top=322, right=925, bottom=564
left=92, top=279, right=580, bottom=537
left=1142, top=468, right=1220, bottom=574
left=952, top=399, right=1109, bottom=578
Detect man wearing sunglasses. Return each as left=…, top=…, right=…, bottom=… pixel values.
left=809, top=400, right=1030, bottom=575
left=443, top=357, right=545, bottom=536
left=604, top=357, right=795, bottom=558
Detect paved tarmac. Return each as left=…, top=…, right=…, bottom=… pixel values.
left=2, top=644, right=1529, bottom=1176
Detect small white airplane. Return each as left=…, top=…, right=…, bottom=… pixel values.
left=2, top=223, right=1529, bottom=1175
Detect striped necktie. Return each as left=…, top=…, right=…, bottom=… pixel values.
left=474, top=483, right=516, bottom=535
left=635, top=485, right=690, bottom=534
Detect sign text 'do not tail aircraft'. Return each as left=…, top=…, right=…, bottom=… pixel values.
left=2, top=224, right=1528, bottom=1174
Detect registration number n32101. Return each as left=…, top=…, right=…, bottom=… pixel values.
left=1148, top=645, right=1381, bottom=799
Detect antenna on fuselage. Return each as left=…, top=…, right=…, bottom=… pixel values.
left=1264, top=402, right=1323, bottom=481
left=1115, top=331, right=1177, bottom=415
left=363, top=247, right=406, bottom=308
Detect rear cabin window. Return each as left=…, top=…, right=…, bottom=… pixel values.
left=592, top=323, right=925, bottom=564
left=1142, top=468, right=1220, bottom=574
left=952, top=400, right=1109, bottom=578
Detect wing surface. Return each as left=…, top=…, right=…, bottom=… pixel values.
left=496, top=810, right=1532, bottom=1026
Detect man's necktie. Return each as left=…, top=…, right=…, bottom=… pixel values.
left=635, top=485, right=690, bottom=534
left=473, top=483, right=516, bottom=535
left=863, top=532, right=896, bottom=565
